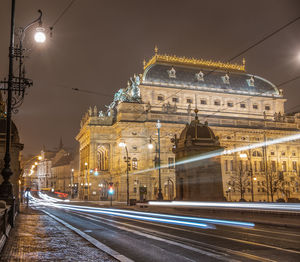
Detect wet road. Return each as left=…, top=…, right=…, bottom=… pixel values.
left=30, top=203, right=300, bottom=261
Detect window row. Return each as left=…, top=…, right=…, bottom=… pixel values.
left=157, top=96, right=271, bottom=110
left=224, top=160, right=298, bottom=172
left=270, top=151, right=297, bottom=157
left=167, top=68, right=256, bottom=87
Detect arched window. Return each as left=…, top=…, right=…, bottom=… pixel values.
left=252, top=151, right=262, bottom=157
left=97, top=145, right=108, bottom=171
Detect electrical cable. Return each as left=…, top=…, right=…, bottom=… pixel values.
left=50, top=0, right=77, bottom=34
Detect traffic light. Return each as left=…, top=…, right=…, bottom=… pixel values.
left=108, top=182, right=114, bottom=195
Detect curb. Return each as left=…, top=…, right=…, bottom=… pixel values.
left=42, top=210, right=133, bottom=262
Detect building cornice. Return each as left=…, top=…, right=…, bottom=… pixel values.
left=143, top=49, right=245, bottom=72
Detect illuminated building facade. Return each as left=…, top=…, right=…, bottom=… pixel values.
left=76, top=49, right=300, bottom=202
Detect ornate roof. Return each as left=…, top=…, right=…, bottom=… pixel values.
left=142, top=51, right=280, bottom=97
left=172, top=110, right=222, bottom=153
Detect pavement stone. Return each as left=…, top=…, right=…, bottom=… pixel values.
left=0, top=205, right=117, bottom=262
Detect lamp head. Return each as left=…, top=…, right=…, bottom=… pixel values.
left=34, top=27, right=46, bottom=43
left=239, top=153, right=247, bottom=159
left=156, top=119, right=161, bottom=129
left=119, top=142, right=126, bottom=148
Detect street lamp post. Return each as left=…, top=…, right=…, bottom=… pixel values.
left=70, top=168, right=74, bottom=198
left=240, top=152, right=254, bottom=202
left=119, top=142, right=130, bottom=205
left=148, top=120, right=163, bottom=200
left=84, top=162, right=88, bottom=200
left=156, top=120, right=163, bottom=201
left=0, top=0, right=45, bottom=205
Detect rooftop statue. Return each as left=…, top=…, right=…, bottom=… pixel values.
left=129, top=74, right=141, bottom=102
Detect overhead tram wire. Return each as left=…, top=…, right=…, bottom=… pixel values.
left=49, top=0, right=77, bottom=35
left=150, top=15, right=300, bottom=111
left=277, top=75, right=300, bottom=88
left=71, top=15, right=300, bottom=135
left=203, top=73, right=300, bottom=121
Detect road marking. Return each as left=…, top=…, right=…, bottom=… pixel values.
left=101, top=212, right=300, bottom=256
left=75, top=211, right=278, bottom=262
left=72, top=211, right=238, bottom=262
left=42, top=210, right=133, bottom=262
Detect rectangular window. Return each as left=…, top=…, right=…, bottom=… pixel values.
left=172, top=97, right=179, bottom=103
left=240, top=103, right=246, bottom=108
left=200, top=99, right=207, bottom=105
left=292, top=161, right=297, bottom=172
left=168, top=157, right=175, bottom=169
left=186, top=98, right=193, bottom=104
left=253, top=104, right=258, bottom=109
left=254, top=161, right=257, bottom=172
left=227, top=102, right=233, bottom=107
left=282, top=161, right=287, bottom=172
left=225, top=160, right=228, bottom=172
left=214, top=100, right=221, bottom=106
left=230, top=160, right=234, bottom=171
left=265, top=105, right=270, bottom=110
left=157, top=96, right=164, bottom=101
left=132, top=158, right=138, bottom=170
left=271, top=161, right=276, bottom=172
left=259, top=161, right=264, bottom=172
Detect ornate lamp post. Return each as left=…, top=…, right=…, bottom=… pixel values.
left=70, top=168, right=74, bottom=198
left=84, top=162, right=88, bottom=200
left=119, top=142, right=130, bottom=205
left=0, top=0, right=45, bottom=204
left=240, top=152, right=254, bottom=202
left=148, top=120, right=163, bottom=200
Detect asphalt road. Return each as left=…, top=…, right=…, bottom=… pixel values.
left=32, top=200, right=300, bottom=262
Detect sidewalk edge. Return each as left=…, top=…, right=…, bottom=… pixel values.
left=42, top=210, right=133, bottom=262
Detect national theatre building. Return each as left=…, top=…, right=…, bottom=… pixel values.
left=76, top=49, right=300, bottom=202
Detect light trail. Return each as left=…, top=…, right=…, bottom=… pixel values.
left=31, top=193, right=255, bottom=228
left=130, top=132, right=300, bottom=175
left=148, top=201, right=300, bottom=211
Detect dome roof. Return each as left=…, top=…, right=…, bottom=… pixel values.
left=179, top=113, right=219, bottom=146
left=143, top=63, right=279, bottom=97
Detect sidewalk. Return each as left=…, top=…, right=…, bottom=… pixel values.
left=0, top=205, right=116, bottom=262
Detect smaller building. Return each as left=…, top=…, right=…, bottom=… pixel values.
left=173, top=110, right=224, bottom=201
left=22, top=140, right=79, bottom=198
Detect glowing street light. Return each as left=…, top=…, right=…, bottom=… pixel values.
left=0, top=6, right=46, bottom=204
left=148, top=143, right=154, bottom=150
left=34, top=27, right=46, bottom=43
left=239, top=153, right=247, bottom=159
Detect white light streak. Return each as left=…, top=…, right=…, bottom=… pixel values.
left=130, top=132, right=300, bottom=176
left=148, top=201, right=300, bottom=211
left=31, top=193, right=255, bottom=228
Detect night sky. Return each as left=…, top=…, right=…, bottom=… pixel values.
left=0, top=0, right=299, bottom=156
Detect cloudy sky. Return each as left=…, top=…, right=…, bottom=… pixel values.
left=0, top=0, right=299, bottom=156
